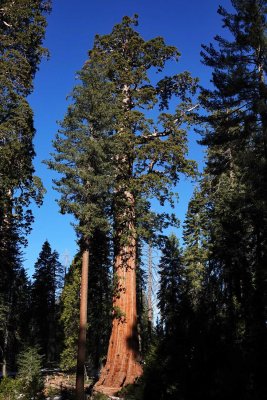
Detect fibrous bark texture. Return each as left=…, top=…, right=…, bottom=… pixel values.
left=95, top=207, right=142, bottom=396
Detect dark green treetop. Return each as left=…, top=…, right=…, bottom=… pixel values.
left=197, top=1, right=267, bottom=397
left=0, top=0, right=50, bottom=243
left=31, top=240, right=64, bottom=362
left=157, top=234, right=184, bottom=333
left=200, top=0, right=267, bottom=153
left=49, top=15, right=198, bottom=243
left=183, top=186, right=210, bottom=304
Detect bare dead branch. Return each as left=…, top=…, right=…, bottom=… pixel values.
left=3, top=21, right=12, bottom=27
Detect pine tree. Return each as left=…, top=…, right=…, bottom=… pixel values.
left=0, top=0, right=50, bottom=375
left=144, top=235, right=186, bottom=400
left=17, top=347, right=44, bottom=399
left=157, top=235, right=184, bottom=335
left=181, top=180, right=222, bottom=400
left=87, top=230, right=112, bottom=376
left=0, top=246, right=32, bottom=376
left=198, top=1, right=267, bottom=397
left=0, top=0, right=50, bottom=243
left=31, top=240, right=64, bottom=364
left=59, top=256, right=81, bottom=372
left=183, top=187, right=209, bottom=305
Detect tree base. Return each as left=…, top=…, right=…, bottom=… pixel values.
left=94, top=358, right=142, bottom=397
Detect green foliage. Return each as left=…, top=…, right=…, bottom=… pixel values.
left=157, top=234, right=184, bottom=333
left=0, top=0, right=50, bottom=380
left=113, top=305, right=126, bottom=321
left=59, top=256, right=81, bottom=371
left=0, top=377, right=22, bottom=400
left=167, top=1, right=267, bottom=399
left=0, top=348, right=44, bottom=400
left=31, top=240, right=64, bottom=364
left=92, top=393, right=109, bottom=400
left=183, top=187, right=209, bottom=306
left=17, top=347, right=44, bottom=399
left=198, top=0, right=267, bottom=397
left=0, top=0, right=50, bottom=243
left=48, top=14, right=198, bottom=246
left=143, top=236, right=189, bottom=400
left=60, top=232, right=112, bottom=373
left=0, top=266, right=32, bottom=375
left=87, top=231, right=112, bottom=372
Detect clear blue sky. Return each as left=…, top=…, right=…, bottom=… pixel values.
left=25, top=0, right=232, bottom=276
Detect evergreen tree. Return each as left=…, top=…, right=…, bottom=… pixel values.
left=47, top=37, right=114, bottom=395
left=49, top=14, right=197, bottom=395
left=136, top=243, right=151, bottom=357
left=183, top=187, right=209, bottom=305
left=59, top=256, right=81, bottom=372
left=17, top=347, right=44, bottom=399
left=0, top=255, right=32, bottom=376
left=158, top=235, right=184, bottom=334
left=0, top=0, right=50, bottom=376
left=144, top=235, right=187, bottom=400
left=59, top=234, right=112, bottom=376
left=87, top=230, right=112, bottom=375
left=197, top=1, right=267, bottom=397
left=0, top=0, right=50, bottom=243
left=31, top=240, right=64, bottom=364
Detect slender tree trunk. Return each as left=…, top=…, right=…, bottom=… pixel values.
left=147, top=243, right=153, bottom=337
left=76, top=246, right=89, bottom=400
left=95, top=192, right=142, bottom=396
left=2, top=326, right=8, bottom=377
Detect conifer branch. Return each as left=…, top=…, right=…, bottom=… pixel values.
left=141, top=104, right=199, bottom=141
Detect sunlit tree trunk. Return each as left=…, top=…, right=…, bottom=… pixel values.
left=95, top=192, right=142, bottom=396
left=76, top=246, right=89, bottom=400
left=2, top=327, right=8, bottom=377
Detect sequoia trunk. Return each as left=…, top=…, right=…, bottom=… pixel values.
left=95, top=191, right=142, bottom=396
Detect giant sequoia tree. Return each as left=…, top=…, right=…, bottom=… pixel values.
left=89, top=16, right=198, bottom=395
left=50, top=15, right=197, bottom=396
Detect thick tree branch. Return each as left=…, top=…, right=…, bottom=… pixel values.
left=141, top=103, right=199, bottom=141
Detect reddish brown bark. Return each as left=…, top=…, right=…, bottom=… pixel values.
left=95, top=194, right=142, bottom=396
left=76, top=248, right=89, bottom=400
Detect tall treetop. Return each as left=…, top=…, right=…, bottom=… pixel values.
left=49, top=15, right=198, bottom=242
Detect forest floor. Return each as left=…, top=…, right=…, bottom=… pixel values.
left=43, top=372, right=126, bottom=399
left=44, top=371, right=135, bottom=400
left=44, top=372, right=92, bottom=399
